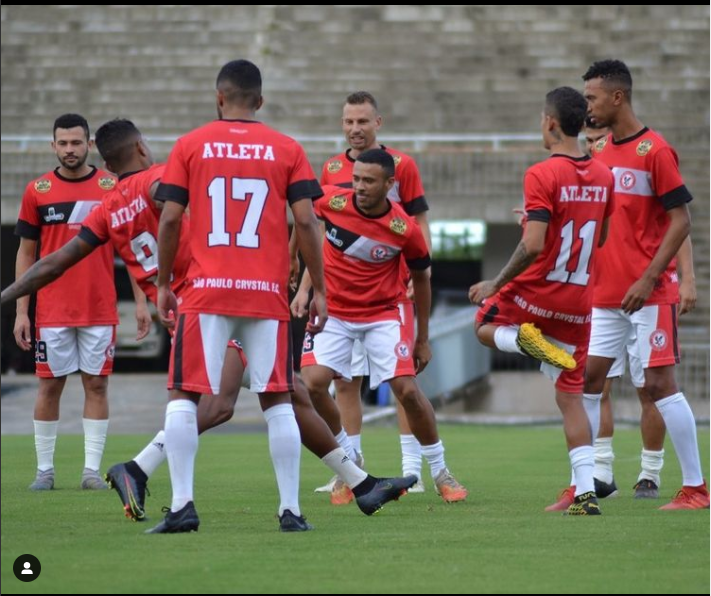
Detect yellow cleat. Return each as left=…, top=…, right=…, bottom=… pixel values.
left=516, top=323, right=576, bottom=370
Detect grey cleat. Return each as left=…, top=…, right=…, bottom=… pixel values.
left=81, top=467, right=108, bottom=490
left=634, top=479, right=659, bottom=499
left=29, top=468, right=55, bottom=491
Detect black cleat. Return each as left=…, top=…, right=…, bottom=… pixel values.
left=279, top=509, right=313, bottom=532
left=105, top=462, right=148, bottom=521
left=145, top=502, right=199, bottom=534
left=356, top=475, right=418, bottom=516
left=565, top=491, right=601, bottom=516
left=594, top=477, right=619, bottom=499
left=634, top=479, right=659, bottom=499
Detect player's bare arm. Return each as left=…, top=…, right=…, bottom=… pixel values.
left=469, top=220, right=547, bottom=305
left=410, top=267, right=432, bottom=373
left=3, top=236, right=95, bottom=307
left=128, top=273, right=152, bottom=340
left=156, top=199, right=184, bottom=329
left=621, top=203, right=690, bottom=314
left=291, top=199, right=327, bottom=334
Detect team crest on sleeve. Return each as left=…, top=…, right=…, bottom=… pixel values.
left=649, top=329, right=667, bottom=351
left=34, top=179, right=51, bottom=193
left=594, top=137, right=607, bottom=153
left=327, top=160, right=343, bottom=174
left=636, top=140, right=653, bottom=156
left=389, top=217, right=407, bottom=235
left=329, top=194, right=347, bottom=211
left=98, top=177, right=116, bottom=190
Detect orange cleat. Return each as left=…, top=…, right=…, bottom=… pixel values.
left=545, top=485, right=576, bottom=512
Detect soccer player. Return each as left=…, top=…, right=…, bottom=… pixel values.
left=2, top=118, right=416, bottom=525
left=316, top=91, right=432, bottom=496
left=545, top=116, right=698, bottom=510
left=470, top=87, right=615, bottom=515
left=295, top=149, right=468, bottom=504
left=580, top=59, right=708, bottom=510
left=151, top=58, right=327, bottom=534
left=13, top=114, right=118, bottom=491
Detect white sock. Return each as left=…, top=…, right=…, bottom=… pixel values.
left=569, top=467, right=576, bottom=487
left=638, top=448, right=665, bottom=487
left=594, top=437, right=615, bottom=484
left=134, top=430, right=166, bottom=478
left=582, top=393, right=602, bottom=443
left=349, top=434, right=362, bottom=456
left=493, top=326, right=523, bottom=354
left=165, top=400, right=198, bottom=512
left=400, top=434, right=422, bottom=479
left=264, top=403, right=301, bottom=517
left=569, top=445, right=595, bottom=496
left=83, top=418, right=109, bottom=472
left=322, top=447, right=367, bottom=488
left=334, top=428, right=357, bottom=461
left=34, top=420, right=58, bottom=472
left=655, top=392, right=703, bottom=487
left=422, top=440, right=446, bottom=478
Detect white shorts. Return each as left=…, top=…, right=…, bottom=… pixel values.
left=35, top=326, right=116, bottom=378
left=606, top=335, right=645, bottom=388
left=589, top=305, right=679, bottom=378
left=301, top=315, right=415, bottom=389
left=168, top=313, right=292, bottom=395
left=350, top=340, right=370, bottom=377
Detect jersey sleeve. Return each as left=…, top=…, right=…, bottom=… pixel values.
left=287, top=144, right=322, bottom=204
left=523, top=169, right=554, bottom=223
left=398, top=157, right=428, bottom=215
left=78, top=202, right=110, bottom=247
left=650, top=147, right=693, bottom=210
left=155, top=140, right=189, bottom=206
left=403, top=220, right=431, bottom=270
left=15, top=182, right=40, bottom=240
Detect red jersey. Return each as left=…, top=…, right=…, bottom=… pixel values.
left=321, top=145, right=428, bottom=300
left=79, top=164, right=192, bottom=304
left=314, top=187, right=431, bottom=323
left=591, top=127, right=692, bottom=307
left=15, top=166, right=118, bottom=327
left=501, top=155, right=614, bottom=344
left=156, top=119, right=322, bottom=320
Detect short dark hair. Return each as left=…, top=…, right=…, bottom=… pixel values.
left=53, top=113, right=90, bottom=140
left=356, top=148, right=395, bottom=178
left=346, top=91, right=378, bottom=111
left=545, top=87, right=588, bottom=137
left=95, top=118, right=141, bottom=167
left=582, top=59, right=633, bottom=98
left=216, top=59, right=262, bottom=109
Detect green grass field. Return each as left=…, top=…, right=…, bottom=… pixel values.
left=2, top=426, right=709, bottom=594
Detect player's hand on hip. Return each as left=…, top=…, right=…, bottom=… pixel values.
left=468, top=280, right=496, bottom=306
left=13, top=313, right=32, bottom=351
left=621, top=277, right=654, bottom=314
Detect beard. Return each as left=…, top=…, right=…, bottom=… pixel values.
left=58, top=151, right=89, bottom=171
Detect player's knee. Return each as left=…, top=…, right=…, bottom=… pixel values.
left=83, top=375, right=108, bottom=398
left=644, top=374, right=677, bottom=401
